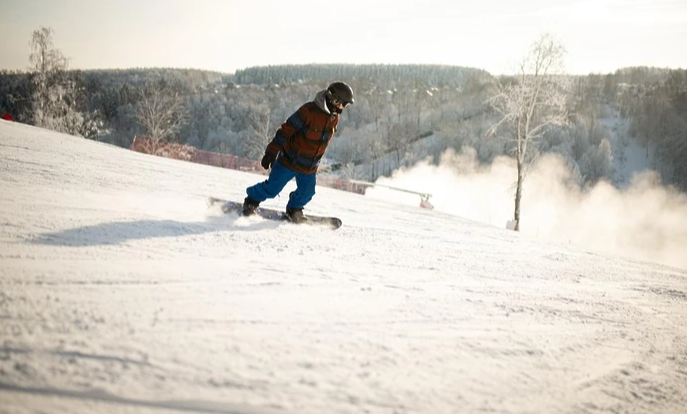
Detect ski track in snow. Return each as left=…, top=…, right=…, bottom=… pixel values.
left=1, top=121, right=686, bottom=414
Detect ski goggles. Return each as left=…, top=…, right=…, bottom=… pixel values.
left=329, top=97, right=351, bottom=108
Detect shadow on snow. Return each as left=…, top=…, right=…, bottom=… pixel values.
left=29, top=215, right=280, bottom=247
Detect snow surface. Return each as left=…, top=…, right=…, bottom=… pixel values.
left=1, top=121, right=687, bottom=414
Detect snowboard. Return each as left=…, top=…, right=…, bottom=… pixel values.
left=206, top=197, right=342, bottom=230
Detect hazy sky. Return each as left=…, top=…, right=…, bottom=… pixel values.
left=1, top=0, right=686, bottom=75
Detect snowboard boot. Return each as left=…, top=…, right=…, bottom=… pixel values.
left=242, top=197, right=260, bottom=216
left=285, top=207, right=308, bottom=224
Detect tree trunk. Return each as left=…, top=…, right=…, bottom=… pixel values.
left=514, top=159, right=524, bottom=232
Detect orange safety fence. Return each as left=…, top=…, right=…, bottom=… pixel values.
left=130, top=136, right=370, bottom=195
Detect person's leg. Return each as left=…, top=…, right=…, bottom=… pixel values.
left=287, top=171, right=317, bottom=209
left=246, top=160, right=295, bottom=202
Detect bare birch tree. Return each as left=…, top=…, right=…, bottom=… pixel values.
left=29, top=26, right=84, bottom=133
left=135, top=81, right=188, bottom=144
left=488, top=33, right=570, bottom=231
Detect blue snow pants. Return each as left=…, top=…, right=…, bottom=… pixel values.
left=246, top=160, right=316, bottom=209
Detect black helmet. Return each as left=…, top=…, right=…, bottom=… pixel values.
left=326, top=82, right=354, bottom=105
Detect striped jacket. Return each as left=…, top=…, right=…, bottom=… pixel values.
left=265, top=90, right=339, bottom=175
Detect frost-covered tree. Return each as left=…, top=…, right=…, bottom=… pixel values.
left=487, top=33, right=570, bottom=231
left=340, top=162, right=363, bottom=180
left=242, top=103, right=273, bottom=160
left=365, top=87, right=388, bottom=132
left=386, top=121, right=418, bottom=165
left=205, top=128, right=239, bottom=154
left=135, top=80, right=189, bottom=143
left=579, top=138, right=612, bottom=185
left=631, top=71, right=687, bottom=190
left=29, top=27, right=87, bottom=135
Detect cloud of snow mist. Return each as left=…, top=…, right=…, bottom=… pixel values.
left=366, top=148, right=687, bottom=270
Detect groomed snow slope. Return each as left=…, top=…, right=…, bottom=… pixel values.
left=1, top=121, right=686, bottom=414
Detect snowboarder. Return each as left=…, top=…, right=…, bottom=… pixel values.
left=241, top=81, right=354, bottom=223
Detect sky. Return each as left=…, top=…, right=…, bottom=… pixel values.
left=1, top=0, right=686, bottom=75
left=2, top=120, right=687, bottom=413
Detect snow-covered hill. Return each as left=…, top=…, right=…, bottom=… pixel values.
left=1, top=121, right=686, bottom=414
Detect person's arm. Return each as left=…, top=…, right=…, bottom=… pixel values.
left=265, top=105, right=308, bottom=158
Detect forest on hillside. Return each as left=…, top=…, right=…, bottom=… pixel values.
left=1, top=29, right=686, bottom=192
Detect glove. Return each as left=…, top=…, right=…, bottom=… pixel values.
left=261, top=154, right=275, bottom=170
